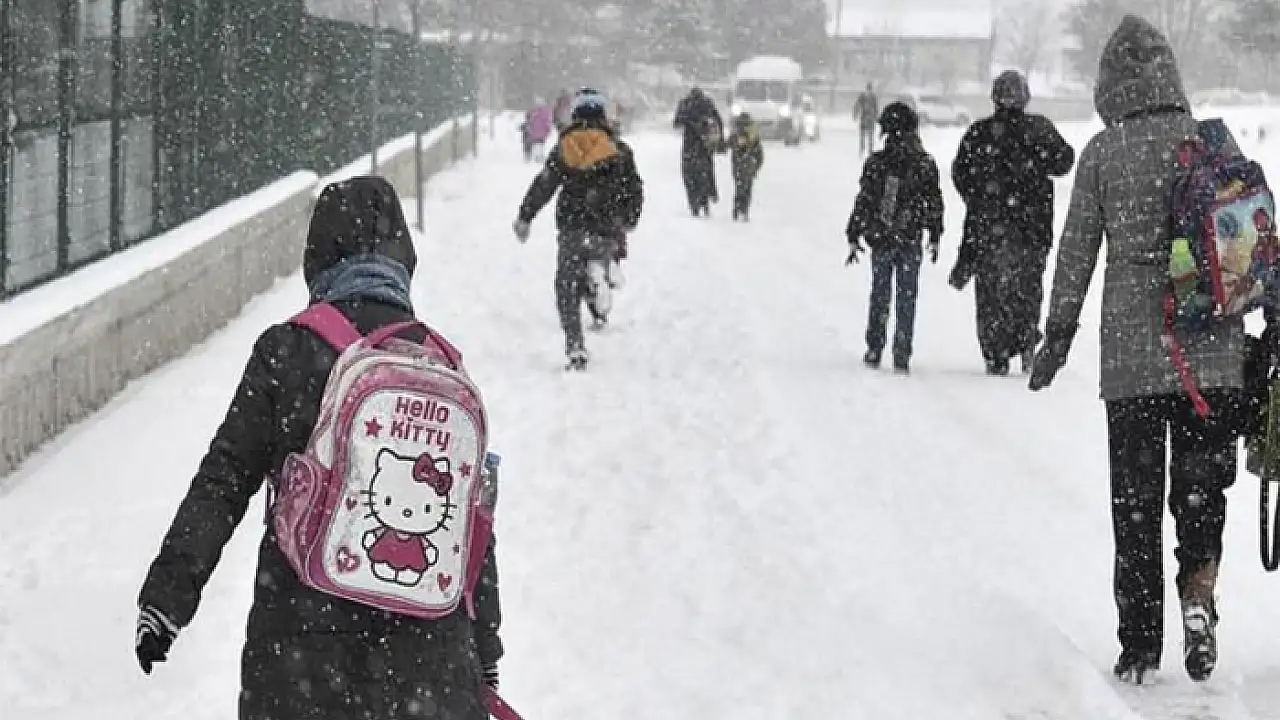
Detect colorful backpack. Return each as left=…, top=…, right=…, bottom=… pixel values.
left=1166, top=119, right=1280, bottom=416
left=272, top=303, right=495, bottom=621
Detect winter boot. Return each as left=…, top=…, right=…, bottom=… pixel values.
left=986, top=357, right=1010, bottom=376
left=565, top=346, right=590, bottom=371
left=893, top=355, right=910, bottom=375
left=1113, top=649, right=1160, bottom=685
left=587, top=260, right=612, bottom=322
left=863, top=348, right=882, bottom=369
left=1180, top=561, right=1219, bottom=682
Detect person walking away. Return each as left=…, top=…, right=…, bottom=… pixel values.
left=951, top=70, right=1075, bottom=375
left=1028, top=15, right=1244, bottom=685
left=673, top=87, right=724, bottom=216
left=553, top=89, right=573, bottom=134
left=526, top=101, right=554, bottom=163
left=134, top=176, right=509, bottom=720
left=513, top=89, right=645, bottom=370
left=846, top=101, right=944, bottom=374
left=853, top=82, right=880, bottom=158
left=729, top=112, right=765, bottom=222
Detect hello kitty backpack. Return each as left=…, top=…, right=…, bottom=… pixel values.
left=271, top=303, right=496, bottom=622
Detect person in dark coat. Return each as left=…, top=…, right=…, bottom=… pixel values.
left=846, top=102, right=944, bottom=374
left=1029, top=15, right=1243, bottom=685
left=134, top=177, right=505, bottom=719
left=673, top=87, right=724, bottom=217
left=514, top=89, right=645, bottom=369
left=853, top=82, right=879, bottom=158
left=728, top=112, right=764, bottom=222
left=950, top=70, right=1075, bottom=376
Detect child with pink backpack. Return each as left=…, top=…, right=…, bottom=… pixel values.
left=135, top=176, right=520, bottom=720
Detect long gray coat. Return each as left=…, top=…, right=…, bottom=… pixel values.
left=1043, top=15, right=1244, bottom=401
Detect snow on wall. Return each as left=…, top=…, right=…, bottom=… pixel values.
left=0, top=120, right=478, bottom=478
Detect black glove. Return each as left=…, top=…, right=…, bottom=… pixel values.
left=482, top=661, right=500, bottom=690
left=927, top=233, right=940, bottom=264
left=136, top=605, right=180, bottom=675
left=948, top=265, right=969, bottom=290
left=1028, top=325, right=1078, bottom=392
left=846, top=237, right=865, bottom=265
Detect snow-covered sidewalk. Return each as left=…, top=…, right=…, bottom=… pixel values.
left=4, top=120, right=1280, bottom=719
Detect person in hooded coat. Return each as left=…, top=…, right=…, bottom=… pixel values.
left=951, top=70, right=1075, bottom=375
left=1028, top=15, right=1242, bottom=685
left=846, top=102, right=944, bottom=374
left=135, top=177, right=504, bottom=720
left=514, top=89, right=645, bottom=369
left=673, top=87, right=724, bottom=216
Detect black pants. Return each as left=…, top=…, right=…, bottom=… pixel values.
left=974, top=243, right=1048, bottom=362
left=1105, top=391, right=1238, bottom=660
left=682, top=145, right=717, bottom=212
left=556, top=232, right=615, bottom=353
left=732, top=169, right=756, bottom=217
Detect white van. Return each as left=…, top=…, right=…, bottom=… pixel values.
left=730, top=56, right=805, bottom=144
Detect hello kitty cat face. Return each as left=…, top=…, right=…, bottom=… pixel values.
left=364, top=449, right=456, bottom=535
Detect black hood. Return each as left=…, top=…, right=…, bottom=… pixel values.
left=303, top=176, right=417, bottom=290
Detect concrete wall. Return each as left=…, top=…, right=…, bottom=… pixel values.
left=0, top=119, right=477, bottom=478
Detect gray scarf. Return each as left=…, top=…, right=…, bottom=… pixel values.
left=308, top=253, right=414, bottom=313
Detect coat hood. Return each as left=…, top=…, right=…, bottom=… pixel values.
left=1094, top=15, right=1189, bottom=125
left=303, top=176, right=417, bottom=290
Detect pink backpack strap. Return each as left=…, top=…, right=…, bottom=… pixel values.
left=484, top=687, right=524, bottom=720
left=290, top=303, right=362, bottom=352
left=366, top=321, right=464, bottom=370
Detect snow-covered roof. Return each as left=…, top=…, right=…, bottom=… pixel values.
left=829, top=2, right=994, bottom=41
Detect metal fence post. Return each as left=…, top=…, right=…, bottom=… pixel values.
left=370, top=0, right=380, bottom=175
left=412, top=1, right=424, bottom=231
left=56, top=0, right=78, bottom=273
left=109, top=0, right=123, bottom=251
left=0, top=0, right=11, bottom=296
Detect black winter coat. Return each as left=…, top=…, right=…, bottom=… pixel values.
left=673, top=92, right=724, bottom=155
left=518, top=119, right=644, bottom=237
left=139, top=177, right=502, bottom=720
left=847, top=133, right=945, bottom=251
left=729, top=125, right=764, bottom=182
left=952, top=109, right=1074, bottom=257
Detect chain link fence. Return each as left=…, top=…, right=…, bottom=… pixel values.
left=0, top=0, right=474, bottom=298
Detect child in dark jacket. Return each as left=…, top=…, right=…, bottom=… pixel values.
left=135, top=177, right=504, bottom=720
left=846, top=102, right=945, bottom=374
left=729, top=112, right=765, bottom=221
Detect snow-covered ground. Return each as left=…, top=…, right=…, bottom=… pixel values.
left=4, top=118, right=1280, bottom=719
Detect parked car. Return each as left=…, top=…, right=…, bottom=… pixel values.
left=899, top=93, right=970, bottom=127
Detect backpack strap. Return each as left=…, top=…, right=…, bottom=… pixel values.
left=365, top=321, right=465, bottom=370
left=1162, top=294, right=1213, bottom=418
left=484, top=687, right=525, bottom=720
left=290, top=303, right=363, bottom=352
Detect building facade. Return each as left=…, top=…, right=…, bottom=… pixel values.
left=829, top=4, right=994, bottom=93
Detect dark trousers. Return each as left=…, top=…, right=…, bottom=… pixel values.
left=732, top=170, right=756, bottom=217
left=682, top=146, right=718, bottom=212
left=866, top=245, right=922, bottom=361
left=975, top=243, right=1048, bottom=361
left=1105, top=392, right=1237, bottom=660
left=556, top=232, right=615, bottom=353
